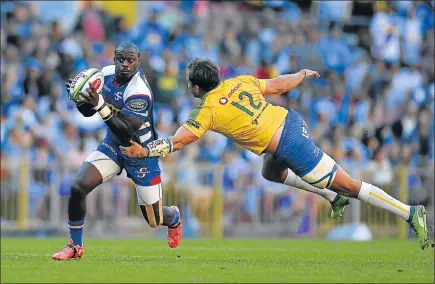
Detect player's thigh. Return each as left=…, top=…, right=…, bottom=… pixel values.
left=71, top=161, right=105, bottom=196
left=262, top=153, right=288, bottom=183
left=273, top=109, right=325, bottom=184
left=136, top=183, right=163, bottom=227
left=83, top=150, right=122, bottom=184
left=124, top=162, right=163, bottom=226
left=274, top=109, right=352, bottom=189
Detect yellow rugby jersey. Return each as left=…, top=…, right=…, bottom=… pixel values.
left=183, top=75, right=288, bottom=155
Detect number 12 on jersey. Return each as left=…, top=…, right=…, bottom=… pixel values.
left=231, top=91, right=262, bottom=117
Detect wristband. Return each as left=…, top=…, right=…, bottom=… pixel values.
left=92, top=93, right=105, bottom=111
left=98, top=105, right=112, bottom=120
left=92, top=93, right=112, bottom=120
left=144, top=138, right=174, bottom=158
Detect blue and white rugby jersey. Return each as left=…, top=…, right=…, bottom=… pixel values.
left=100, top=65, right=157, bottom=147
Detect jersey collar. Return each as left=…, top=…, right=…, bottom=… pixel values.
left=202, top=81, right=222, bottom=99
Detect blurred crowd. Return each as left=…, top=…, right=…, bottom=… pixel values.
left=1, top=1, right=434, bottom=226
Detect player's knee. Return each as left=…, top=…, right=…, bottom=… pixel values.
left=162, top=206, right=174, bottom=226
left=262, top=164, right=287, bottom=183
left=262, top=154, right=287, bottom=183
left=262, top=156, right=278, bottom=182
left=261, top=166, right=271, bottom=180
left=70, top=180, right=94, bottom=200
left=70, top=183, right=86, bottom=200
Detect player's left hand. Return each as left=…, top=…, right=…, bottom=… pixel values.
left=80, top=83, right=101, bottom=109
left=120, top=140, right=147, bottom=158
left=300, top=69, right=320, bottom=79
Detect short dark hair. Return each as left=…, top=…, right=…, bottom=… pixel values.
left=187, top=58, right=220, bottom=92
left=115, top=42, right=140, bottom=57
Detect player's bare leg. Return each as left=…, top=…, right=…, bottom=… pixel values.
left=52, top=162, right=103, bottom=260
left=136, top=184, right=182, bottom=248
left=328, top=166, right=429, bottom=250
left=262, top=154, right=350, bottom=218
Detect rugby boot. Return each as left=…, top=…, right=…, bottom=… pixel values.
left=408, top=205, right=430, bottom=250
left=330, top=195, right=351, bottom=219
left=52, top=239, right=84, bottom=260
left=167, top=205, right=182, bottom=248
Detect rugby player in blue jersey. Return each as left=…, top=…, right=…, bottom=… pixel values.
left=52, top=43, right=182, bottom=260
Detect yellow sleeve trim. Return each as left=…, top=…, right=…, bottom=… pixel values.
left=257, top=79, right=267, bottom=94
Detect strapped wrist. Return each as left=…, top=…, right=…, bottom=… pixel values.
left=92, top=93, right=105, bottom=111
left=91, top=93, right=112, bottom=121
left=145, top=138, right=174, bottom=158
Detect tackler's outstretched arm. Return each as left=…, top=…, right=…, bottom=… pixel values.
left=120, top=126, right=199, bottom=159
left=263, top=69, right=320, bottom=96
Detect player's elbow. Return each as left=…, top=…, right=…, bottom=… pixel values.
left=125, top=128, right=137, bottom=140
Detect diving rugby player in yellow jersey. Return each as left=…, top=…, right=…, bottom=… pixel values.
left=121, top=58, right=429, bottom=249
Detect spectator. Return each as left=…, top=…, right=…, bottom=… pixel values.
left=367, top=148, right=394, bottom=187
left=317, top=22, right=353, bottom=74
left=369, top=2, right=401, bottom=64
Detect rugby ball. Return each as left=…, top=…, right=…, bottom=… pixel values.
left=69, top=68, right=104, bottom=102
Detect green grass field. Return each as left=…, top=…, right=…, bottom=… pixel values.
left=1, top=238, right=433, bottom=283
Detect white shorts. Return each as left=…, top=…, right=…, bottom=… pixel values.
left=85, top=150, right=163, bottom=205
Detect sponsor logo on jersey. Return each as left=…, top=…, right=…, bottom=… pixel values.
left=103, top=85, right=111, bottom=92
left=228, top=83, right=241, bottom=98
left=126, top=99, right=147, bottom=111
left=186, top=119, right=200, bottom=129
left=219, top=97, right=228, bottom=105
left=136, top=167, right=150, bottom=178
left=101, top=141, right=118, bottom=156
left=114, top=92, right=122, bottom=100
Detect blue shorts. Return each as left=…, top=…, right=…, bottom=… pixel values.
left=96, top=136, right=161, bottom=186
left=273, top=109, right=323, bottom=177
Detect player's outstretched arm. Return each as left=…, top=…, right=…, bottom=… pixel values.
left=120, top=126, right=199, bottom=158
left=263, top=69, right=320, bottom=95
left=80, top=83, right=142, bottom=141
